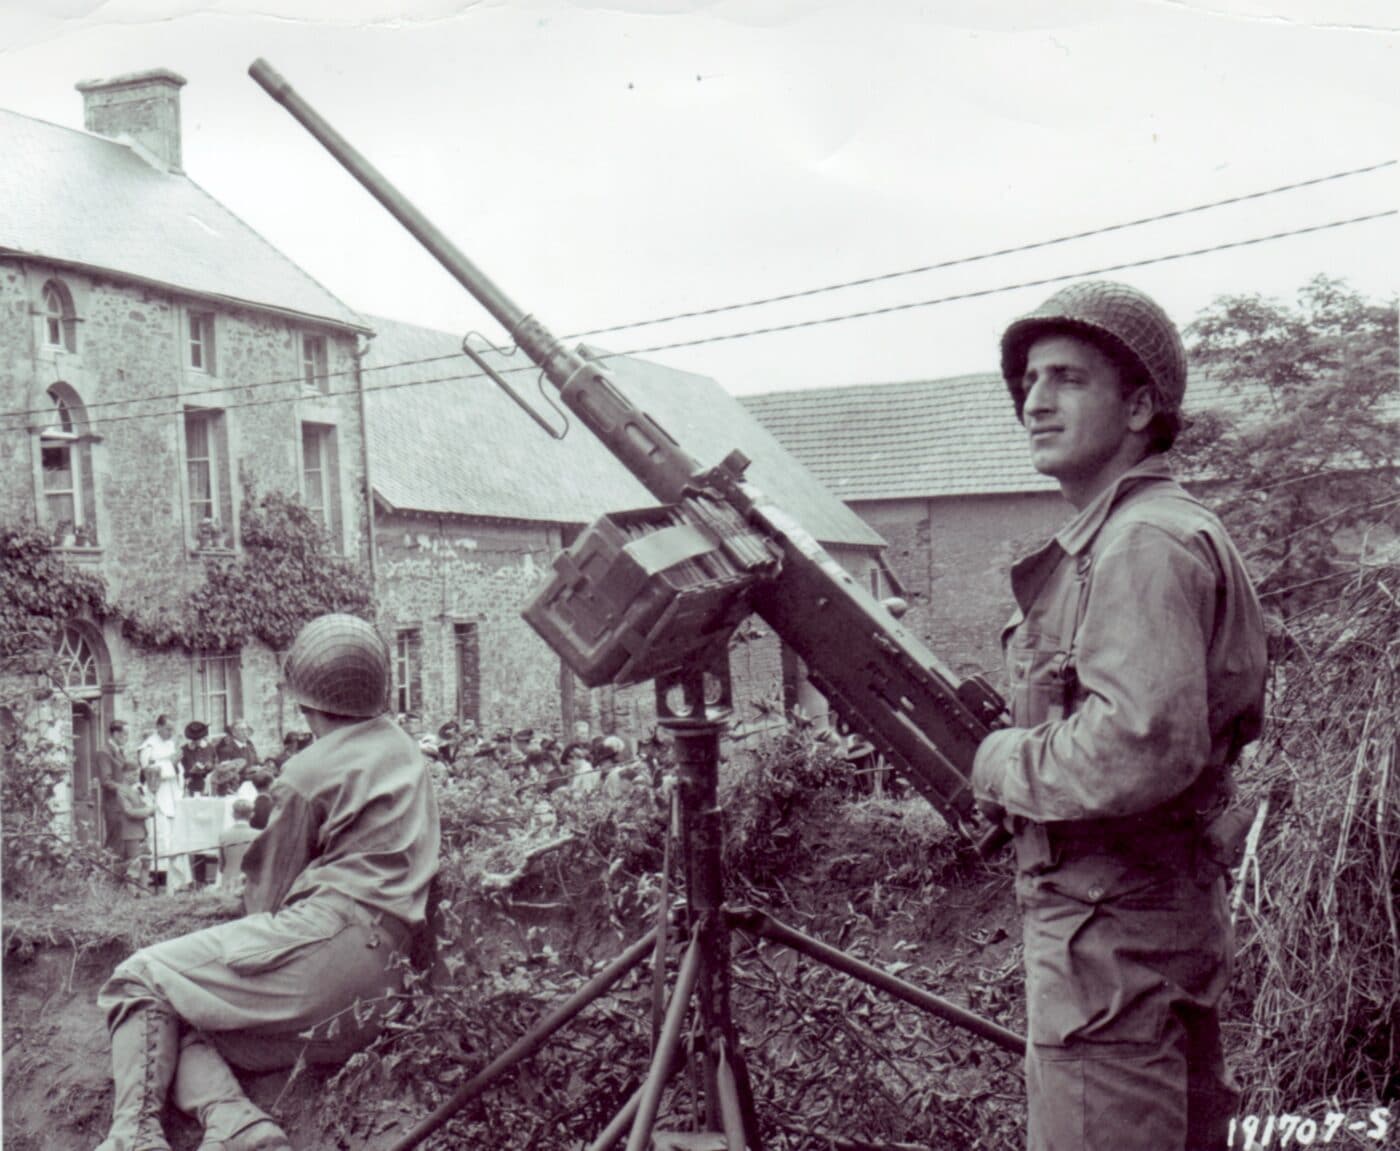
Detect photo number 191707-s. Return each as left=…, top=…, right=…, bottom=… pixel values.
left=1229, top=1107, right=1391, bottom=1148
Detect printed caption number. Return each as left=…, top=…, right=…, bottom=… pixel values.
left=1229, top=1108, right=1391, bottom=1146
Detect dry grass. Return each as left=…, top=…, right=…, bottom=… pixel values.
left=1227, top=563, right=1398, bottom=1117
left=3, top=874, right=241, bottom=960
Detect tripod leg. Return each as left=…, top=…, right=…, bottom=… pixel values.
left=726, top=906, right=1025, bottom=1056
left=714, top=1037, right=749, bottom=1150
left=626, top=935, right=701, bottom=1151
left=387, top=928, right=657, bottom=1151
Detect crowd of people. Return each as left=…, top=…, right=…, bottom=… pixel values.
left=93, top=709, right=669, bottom=886
left=408, top=713, right=665, bottom=801
left=94, top=714, right=312, bottom=885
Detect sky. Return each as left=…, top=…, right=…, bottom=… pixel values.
left=0, top=0, right=1395, bottom=397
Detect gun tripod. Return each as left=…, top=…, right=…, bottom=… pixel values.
left=387, top=660, right=1024, bottom=1151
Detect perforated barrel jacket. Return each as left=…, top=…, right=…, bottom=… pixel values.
left=971, top=456, right=1267, bottom=824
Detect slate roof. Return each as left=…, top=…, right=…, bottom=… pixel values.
left=0, top=109, right=366, bottom=331
left=739, top=372, right=1279, bottom=501
left=363, top=315, right=884, bottom=549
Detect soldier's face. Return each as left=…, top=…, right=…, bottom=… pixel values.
left=1020, top=334, right=1151, bottom=507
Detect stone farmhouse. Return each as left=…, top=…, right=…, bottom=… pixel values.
left=1, top=70, right=888, bottom=841
left=0, top=70, right=371, bottom=841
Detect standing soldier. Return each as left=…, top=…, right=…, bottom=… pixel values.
left=971, top=282, right=1267, bottom=1151
left=91, top=614, right=440, bottom=1151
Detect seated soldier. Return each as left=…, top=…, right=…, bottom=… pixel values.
left=91, top=614, right=440, bottom=1151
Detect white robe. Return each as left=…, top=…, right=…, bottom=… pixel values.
left=138, top=733, right=183, bottom=879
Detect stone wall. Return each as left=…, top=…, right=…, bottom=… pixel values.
left=1, top=255, right=366, bottom=755
left=853, top=491, right=1069, bottom=681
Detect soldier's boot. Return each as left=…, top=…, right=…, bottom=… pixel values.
left=94, top=1006, right=178, bottom=1151
left=172, top=1038, right=292, bottom=1151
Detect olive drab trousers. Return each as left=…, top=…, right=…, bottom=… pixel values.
left=1015, top=825, right=1238, bottom=1151
left=97, top=892, right=411, bottom=1071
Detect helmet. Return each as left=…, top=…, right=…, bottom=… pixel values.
left=282, top=613, right=390, bottom=718
left=1000, top=280, right=1187, bottom=423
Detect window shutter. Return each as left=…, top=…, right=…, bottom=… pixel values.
left=79, top=442, right=98, bottom=544
left=409, top=630, right=423, bottom=713
left=216, top=414, right=234, bottom=534
left=326, top=427, right=343, bottom=550
left=229, top=651, right=244, bottom=722
left=191, top=657, right=204, bottom=724
left=455, top=623, right=480, bottom=723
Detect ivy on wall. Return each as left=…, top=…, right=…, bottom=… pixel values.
left=2, top=487, right=375, bottom=663
left=119, top=487, right=375, bottom=652
left=0, top=523, right=108, bottom=672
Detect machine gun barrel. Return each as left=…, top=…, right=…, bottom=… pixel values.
left=250, top=59, right=1003, bottom=839
left=251, top=58, right=704, bottom=504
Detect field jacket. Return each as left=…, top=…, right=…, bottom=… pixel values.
left=241, top=714, right=440, bottom=929
left=972, top=456, right=1267, bottom=825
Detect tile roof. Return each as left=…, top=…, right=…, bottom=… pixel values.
left=362, top=315, right=884, bottom=549
left=741, top=375, right=1060, bottom=500
left=0, top=109, right=365, bottom=331
left=739, top=372, right=1284, bottom=500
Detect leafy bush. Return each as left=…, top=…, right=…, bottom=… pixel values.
left=1227, top=562, right=1399, bottom=1113
left=119, top=485, right=374, bottom=651
left=0, top=524, right=113, bottom=889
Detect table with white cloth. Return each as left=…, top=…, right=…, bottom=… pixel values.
left=155, top=796, right=235, bottom=891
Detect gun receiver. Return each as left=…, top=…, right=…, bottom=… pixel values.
left=250, top=59, right=1007, bottom=843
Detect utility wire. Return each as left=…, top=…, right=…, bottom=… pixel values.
left=0, top=366, right=496, bottom=435
left=0, top=349, right=464, bottom=424
left=1, top=208, right=1393, bottom=437
left=564, top=160, right=1397, bottom=339
left=615, top=210, right=1398, bottom=358
left=4, top=158, right=1391, bottom=426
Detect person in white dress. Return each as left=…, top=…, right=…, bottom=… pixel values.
left=137, top=715, right=182, bottom=884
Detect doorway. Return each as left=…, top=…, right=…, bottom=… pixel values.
left=54, top=622, right=110, bottom=845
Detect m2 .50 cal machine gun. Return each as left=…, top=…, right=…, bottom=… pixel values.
left=248, top=61, right=1007, bottom=850
left=251, top=60, right=1021, bottom=1150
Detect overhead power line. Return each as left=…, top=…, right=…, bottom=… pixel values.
left=1, top=207, right=1393, bottom=437
left=565, top=160, right=1398, bottom=339
left=0, top=349, right=465, bottom=425
left=618, top=209, right=1399, bottom=358
left=2, top=158, right=1391, bottom=427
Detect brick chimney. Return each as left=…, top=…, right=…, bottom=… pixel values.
left=76, top=68, right=187, bottom=172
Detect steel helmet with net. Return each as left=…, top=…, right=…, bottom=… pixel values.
left=1000, top=280, right=1187, bottom=446
left=282, top=613, right=390, bottom=718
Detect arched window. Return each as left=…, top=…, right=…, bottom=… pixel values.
left=39, top=384, right=99, bottom=547
left=41, top=279, right=77, bottom=353
left=55, top=624, right=101, bottom=691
